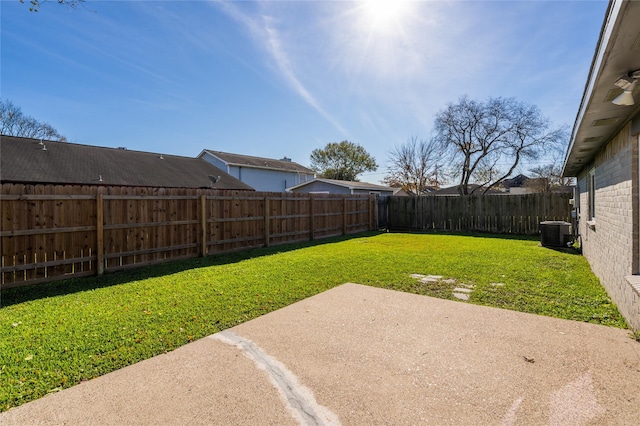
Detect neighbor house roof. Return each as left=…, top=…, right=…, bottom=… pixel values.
left=286, top=178, right=394, bottom=192
left=392, top=187, right=411, bottom=197
left=199, top=150, right=315, bottom=174
left=501, top=174, right=554, bottom=192
left=1, top=135, right=254, bottom=190
left=501, top=174, right=530, bottom=188
left=433, top=184, right=501, bottom=195
left=562, top=0, right=640, bottom=177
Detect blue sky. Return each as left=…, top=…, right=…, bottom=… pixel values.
left=1, top=0, right=607, bottom=183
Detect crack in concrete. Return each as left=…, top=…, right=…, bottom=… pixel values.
left=501, top=396, right=523, bottom=426
left=211, top=330, right=341, bottom=426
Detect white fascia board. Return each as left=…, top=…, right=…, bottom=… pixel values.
left=563, top=0, right=622, bottom=175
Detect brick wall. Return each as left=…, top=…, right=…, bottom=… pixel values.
left=577, top=122, right=640, bottom=330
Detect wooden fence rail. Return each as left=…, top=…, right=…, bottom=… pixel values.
left=382, top=192, right=573, bottom=234
left=1, top=185, right=375, bottom=289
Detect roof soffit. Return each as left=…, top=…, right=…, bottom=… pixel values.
left=563, top=0, right=640, bottom=177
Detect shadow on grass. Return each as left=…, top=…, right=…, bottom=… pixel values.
left=386, top=229, right=583, bottom=256
left=385, top=229, right=542, bottom=242
left=539, top=245, right=582, bottom=256
left=0, top=232, right=378, bottom=308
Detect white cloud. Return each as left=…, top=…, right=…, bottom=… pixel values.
left=165, top=1, right=608, bottom=163
left=213, top=0, right=348, bottom=135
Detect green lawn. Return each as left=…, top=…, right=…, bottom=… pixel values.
left=0, top=232, right=626, bottom=412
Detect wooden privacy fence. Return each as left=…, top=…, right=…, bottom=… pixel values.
left=384, top=192, right=573, bottom=234
left=0, top=185, right=375, bottom=289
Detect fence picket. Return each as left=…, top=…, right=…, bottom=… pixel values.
left=383, top=193, right=572, bottom=234
left=1, top=185, right=373, bottom=288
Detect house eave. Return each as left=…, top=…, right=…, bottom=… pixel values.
left=201, top=149, right=315, bottom=175
left=562, top=0, right=640, bottom=177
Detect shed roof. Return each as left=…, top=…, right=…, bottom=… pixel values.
left=287, top=178, right=393, bottom=192
left=0, top=135, right=254, bottom=190
left=200, top=150, right=315, bottom=174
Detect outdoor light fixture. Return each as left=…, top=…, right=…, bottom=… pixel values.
left=612, top=69, right=640, bottom=106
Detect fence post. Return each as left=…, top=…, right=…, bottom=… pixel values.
left=264, top=196, right=270, bottom=247
left=96, top=194, right=104, bottom=275
left=343, top=197, right=348, bottom=235
left=370, top=195, right=375, bottom=231
left=309, top=194, right=315, bottom=241
left=200, top=195, right=207, bottom=257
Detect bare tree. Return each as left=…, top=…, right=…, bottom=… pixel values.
left=384, top=137, right=445, bottom=195
left=529, top=144, right=575, bottom=192
left=20, top=0, right=85, bottom=12
left=1, top=100, right=66, bottom=141
left=434, top=96, right=567, bottom=195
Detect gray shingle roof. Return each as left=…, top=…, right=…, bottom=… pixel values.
left=202, top=150, right=314, bottom=174
left=1, top=135, right=254, bottom=190
left=288, top=178, right=393, bottom=192
left=501, top=174, right=530, bottom=188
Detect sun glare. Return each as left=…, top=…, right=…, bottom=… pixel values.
left=361, top=0, right=411, bottom=32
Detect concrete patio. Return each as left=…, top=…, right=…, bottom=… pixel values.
left=2, top=283, right=639, bottom=425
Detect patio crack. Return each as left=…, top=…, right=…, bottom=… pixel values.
left=210, top=330, right=340, bottom=426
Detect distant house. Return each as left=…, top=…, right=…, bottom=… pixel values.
left=198, top=150, right=315, bottom=192
left=501, top=174, right=536, bottom=194
left=0, top=135, right=253, bottom=190
left=389, top=185, right=437, bottom=197
left=561, top=0, right=640, bottom=330
left=287, top=178, right=394, bottom=197
left=501, top=174, right=572, bottom=194
left=391, top=187, right=411, bottom=197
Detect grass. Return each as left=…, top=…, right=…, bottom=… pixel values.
left=0, top=232, right=626, bottom=412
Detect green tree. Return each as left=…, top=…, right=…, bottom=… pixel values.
left=310, top=140, right=378, bottom=181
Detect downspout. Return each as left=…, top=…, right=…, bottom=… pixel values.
left=633, top=117, right=640, bottom=274
left=570, top=185, right=581, bottom=252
